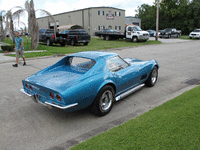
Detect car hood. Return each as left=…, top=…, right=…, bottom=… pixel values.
left=137, top=31, right=149, bottom=34
left=26, top=70, right=84, bottom=92
left=190, top=32, right=200, bottom=34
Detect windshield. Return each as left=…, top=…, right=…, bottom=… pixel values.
left=194, top=29, right=200, bottom=32
left=133, top=26, right=142, bottom=31
left=165, top=29, right=172, bottom=32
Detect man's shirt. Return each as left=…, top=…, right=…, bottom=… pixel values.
left=15, top=37, right=24, bottom=50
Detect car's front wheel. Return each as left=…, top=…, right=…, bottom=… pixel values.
left=46, top=39, right=52, bottom=46
left=132, top=36, right=138, bottom=42
left=145, top=66, right=158, bottom=87
left=91, top=85, right=115, bottom=116
left=105, top=35, right=110, bottom=41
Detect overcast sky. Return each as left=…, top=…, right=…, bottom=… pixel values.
left=0, top=0, right=154, bottom=29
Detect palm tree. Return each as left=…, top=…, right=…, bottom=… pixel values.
left=0, top=10, right=6, bottom=41
left=12, top=0, right=56, bottom=49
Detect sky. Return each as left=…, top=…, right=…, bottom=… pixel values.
left=0, top=0, right=155, bottom=29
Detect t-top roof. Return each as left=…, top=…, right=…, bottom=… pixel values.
left=69, top=51, right=118, bottom=60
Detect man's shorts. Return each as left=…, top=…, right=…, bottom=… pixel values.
left=16, top=50, right=25, bottom=58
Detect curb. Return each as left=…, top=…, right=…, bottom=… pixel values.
left=48, top=84, right=199, bottom=150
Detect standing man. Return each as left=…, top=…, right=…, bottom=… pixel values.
left=13, top=31, right=26, bottom=67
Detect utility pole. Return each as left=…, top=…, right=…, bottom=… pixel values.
left=155, top=0, right=159, bottom=41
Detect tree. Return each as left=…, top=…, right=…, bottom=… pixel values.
left=135, top=0, right=200, bottom=35
left=0, top=10, right=6, bottom=41
left=12, top=0, right=56, bottom=49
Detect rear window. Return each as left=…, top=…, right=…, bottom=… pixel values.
left=67, top=57, right=96, bottom=70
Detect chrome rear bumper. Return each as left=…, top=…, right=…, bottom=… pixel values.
left=20, top=89, right=78, bottom=110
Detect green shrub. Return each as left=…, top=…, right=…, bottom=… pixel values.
left=1, top=45, right=15, bottom=52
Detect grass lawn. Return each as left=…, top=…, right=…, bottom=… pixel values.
left=71, top=86, right=200, bottom=150
left=1, top=36, right=161, bottom=58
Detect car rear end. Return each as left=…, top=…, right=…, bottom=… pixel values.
left=20, top=80, right=78, bottom=110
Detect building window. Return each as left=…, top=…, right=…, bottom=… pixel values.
left=108, top=26, right=112, bottom=29
left=98, top=25, right=105, bottom=30
left=132, top=22, right=139, bottom=26
left=115, top=26, right=121, bottom=30
left=115, top=12, right=121, bottom=16
left=98, top=10, right=104, bottom=16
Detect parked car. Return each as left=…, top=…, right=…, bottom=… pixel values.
left=20, top=51, right=159, bottom=116
left=23, top=32, right=29, bottom=36
left=189, top=29, right=200, bottom=39
left=147, top=30, right=156, bottom=37
left=39, top=29, right=67, bottom=46
left=60, top=29, right=90, bottom=46
left=159, top=28, right=181, bottom=38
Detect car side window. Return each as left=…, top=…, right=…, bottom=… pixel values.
left=107, top=56, right=129, bottom=72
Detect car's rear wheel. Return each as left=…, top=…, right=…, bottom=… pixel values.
left=91, top=85, right=115, bottom=116
left=145, top=66, right=158, bottom=87
left=60, top=42, right=65, bottom=46
left=84, top=42, right=88, bottom=45
left=71, top=39, right=75, bottom=46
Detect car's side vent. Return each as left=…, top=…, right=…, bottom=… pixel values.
left=141, top=74, right=147, bottom=80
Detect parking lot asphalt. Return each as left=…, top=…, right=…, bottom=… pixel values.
left=148, top=37, right=191, bottom=43
left=0, top=39, right=200, bottom=150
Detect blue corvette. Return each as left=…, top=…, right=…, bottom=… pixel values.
left=20, top=51, right=159, bottom=116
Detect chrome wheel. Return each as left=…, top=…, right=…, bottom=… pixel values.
left=132, top=37, right=138, bottom=42
left=91, top=85, right=115, bottom=116
left=145, top=66, right=158, bottom=87
left=151, top=69, right=158, bottom=84
left=99, top=90, right=113, bottom=111
left=46, top=39, right=51, bottom=46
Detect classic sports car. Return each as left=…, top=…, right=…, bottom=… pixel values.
left=20, top=51, right=159, bottom=116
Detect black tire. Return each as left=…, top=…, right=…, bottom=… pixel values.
left=105, top=35, right=110, bottom=41
left=84, top=42, right=88, bottom=46
left=71, top=39, right=75, bottom=46
left=177, top=34, right=180, bottom=38
left=145, top=66, right=158, bottom=87
left=46, top=39, right=52, bottom=46
left=132, top=36, right=138, bottom=42
left=168, top=34, right=171, bottom=38
left=91, top=85, right=115, bottom=116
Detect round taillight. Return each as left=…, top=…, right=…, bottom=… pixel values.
left=30, top=86, right=33, bottom=91
left=56, top=94, right=62, bottom=101
left=25, top=84, right=28, bottom=89
left=50, top=92, right=54, bottom=99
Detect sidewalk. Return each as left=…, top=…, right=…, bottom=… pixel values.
left=0, top=50, right=48, bottom=63
left=0, top=42, right=47, bottom=63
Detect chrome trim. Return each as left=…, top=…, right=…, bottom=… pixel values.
left=20, top=88, right=33, bottom=97
left=45, top=102, right=78, bottom=109
left=20, top=88, right=78, bottom=110
left=20, top=88, right=38, bottom=103
left=115, top=84, right=145, bottom=101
